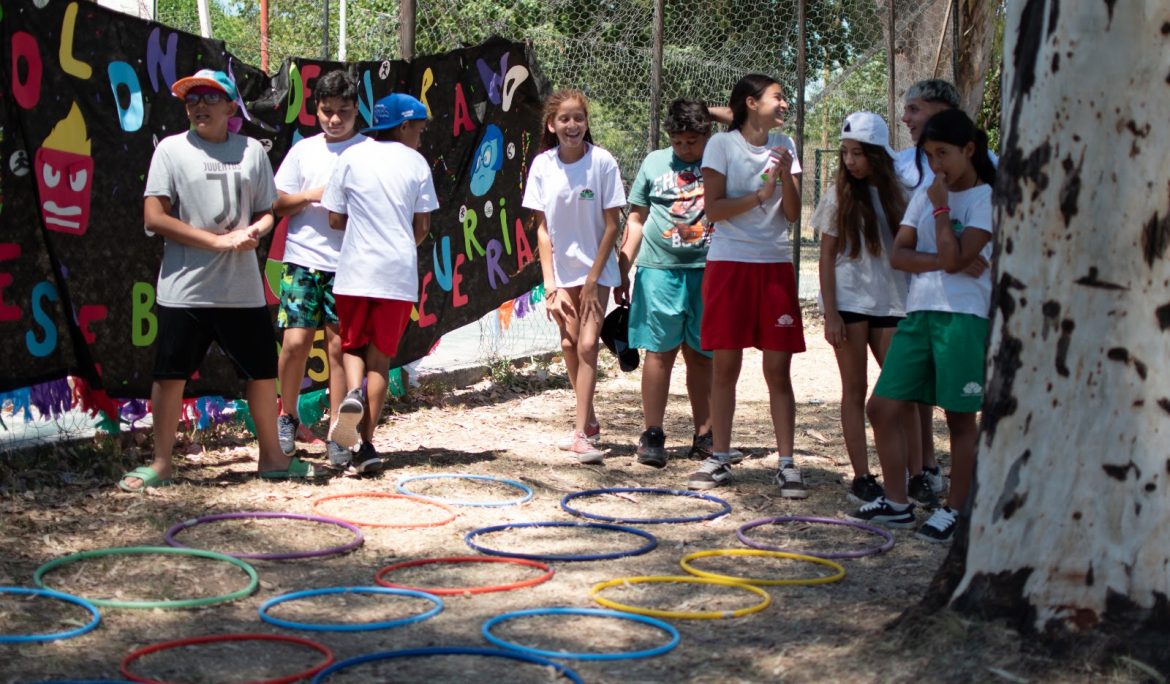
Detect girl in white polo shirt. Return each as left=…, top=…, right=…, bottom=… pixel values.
left=523, top=89, right=626, bottom=464
left=686, top=73, right=805, bottom=495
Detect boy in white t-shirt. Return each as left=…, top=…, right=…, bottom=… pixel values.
left=321, top=93, right=439, bottom=474
left=273, top=70, right=366, bottom=469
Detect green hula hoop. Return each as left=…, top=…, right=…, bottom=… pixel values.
left=33, top=546, right=259, bottom=610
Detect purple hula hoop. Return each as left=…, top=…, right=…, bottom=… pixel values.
left=165, top=511, right=364, bottom=560
left=736, top=516, right=894, bottom=559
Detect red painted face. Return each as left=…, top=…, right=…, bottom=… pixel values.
left=35, top=146, right=93, bottom=236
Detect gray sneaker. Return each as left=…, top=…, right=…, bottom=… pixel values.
left=775, top=464, right=809, bottom=499
left=329, top=389, right=365, bottom=449
left=686, top=457, right=732, bottom=490
left=353, top=441, right=384, bottom=475
left=276, top=414, right=299, bottom=456
left=326, top=440, right=352, bottom=470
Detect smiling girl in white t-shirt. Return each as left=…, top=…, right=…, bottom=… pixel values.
left=522, top=89, right=626, bottom=464
left=687, top=73, right=805, bottom=495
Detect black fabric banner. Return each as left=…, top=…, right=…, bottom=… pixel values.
left=0, top=0, right=548, bottom=398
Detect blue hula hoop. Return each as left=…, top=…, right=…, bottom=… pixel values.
left=310, top=646, right=584, bottom=684
left=258, top=586, right=443, bottom=632
left=560, top=487, right=732, bottom=524
left=465, top=521, right=658, bottom=562
left=395, top=473, right=534, bottom=507
left=0, top=586, right=101, bottom=643
left=482, top=607, right=680, bottom=661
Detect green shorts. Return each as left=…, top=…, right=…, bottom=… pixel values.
left=277, top=262, right=338, bottom=329
left=872, top=310, right=988, bottom=413
left=629, top=266, right=710, bottom=356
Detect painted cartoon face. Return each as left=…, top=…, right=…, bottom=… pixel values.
left=35, top=104, right=93, bottom=236
left=470, top=124, right=504, bottom=197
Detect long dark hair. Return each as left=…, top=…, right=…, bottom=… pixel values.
left=727, top=73, right=780, bottom=132
left=539, top=89, right=595, bottom=152
left=915, top=109, right=996, bottom=187
left=834, top=142, right=907, bottom=259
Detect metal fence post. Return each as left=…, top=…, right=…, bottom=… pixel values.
left=400, top=0, right=416, bottom=60
left=794, top=0, right=806, bottom=282
left=648, top=0, right=664, bottom=153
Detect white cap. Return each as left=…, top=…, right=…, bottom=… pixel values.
left=840, top=112, right=896, bottom=159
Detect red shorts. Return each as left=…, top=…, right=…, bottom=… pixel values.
left=334, top=295, right=413, bottom=356
left=700, top=261, right=806, bottom=352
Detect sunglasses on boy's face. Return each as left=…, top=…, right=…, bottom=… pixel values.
left=184, top=91, right=226, bottom=106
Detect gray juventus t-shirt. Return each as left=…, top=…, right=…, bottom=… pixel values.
left=144, top=130, right=277, bottom=307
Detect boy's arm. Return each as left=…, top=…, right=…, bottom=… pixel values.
left=412, top=212, right=430, bottom=246
left=617, top=205, right=648, bottom=303
left=328, top=211, right=348, bottom=231
left=889, top=225, right=941, bottom=274
left=144, top=196, right=255, bottom=252
left=247, top=211, right=275, bottom=238
left=273, top=187, right=324, bottom=218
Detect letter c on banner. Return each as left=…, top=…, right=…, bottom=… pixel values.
left=10, top=32, right=42, bottom=109
left=501, top=65, right=530, bottom=112
left=108, top=61, right=144, bottom=132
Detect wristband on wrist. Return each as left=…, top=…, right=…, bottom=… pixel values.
left=932, top=206, right=951, bottom=217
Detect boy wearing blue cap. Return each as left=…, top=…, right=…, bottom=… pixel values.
left=321, top=93, right=438, bottom=471
left=121, top=69, right=325, bottom=491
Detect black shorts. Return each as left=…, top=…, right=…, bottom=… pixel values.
left=153, top=306, right=278, bottom=381
left=838, top=310, right=903, bottom=329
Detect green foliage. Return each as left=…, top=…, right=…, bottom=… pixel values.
left=976, top=3, right=1005, bottom=153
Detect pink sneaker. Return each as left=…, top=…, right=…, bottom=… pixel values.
left=567, top=434, right=606, bottom=465
left=556, top=422, right=600, bottom=450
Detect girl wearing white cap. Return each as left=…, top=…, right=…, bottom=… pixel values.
left=810, top=112, right=909, bottom=506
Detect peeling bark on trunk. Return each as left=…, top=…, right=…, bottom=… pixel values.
left=951, top=0, right=1170, bottom=633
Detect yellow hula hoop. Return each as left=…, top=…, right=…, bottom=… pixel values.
left=679, top=548, right=846, bottom=586
left=589, top=575, right=772, bottom=620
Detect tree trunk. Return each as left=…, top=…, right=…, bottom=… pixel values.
left=950, top=0, right=1170, bottom=634
left=954, top=0, right=995, bottom=115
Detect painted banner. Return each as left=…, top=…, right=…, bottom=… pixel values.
left=0, top=0, right=548, bottom=400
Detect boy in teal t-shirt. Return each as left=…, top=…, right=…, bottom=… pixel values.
left=618, top=99, right=715, bottom=468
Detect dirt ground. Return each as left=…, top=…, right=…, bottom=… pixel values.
left=0, top=302, right=1157, bottom=683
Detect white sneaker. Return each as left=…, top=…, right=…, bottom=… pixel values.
left=916, top=507, right=958, bottom=543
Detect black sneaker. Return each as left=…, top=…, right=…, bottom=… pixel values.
left=688, top=431, right=713, bottom=460
left=353, top=441, right=383, bottom=475
left=326, top=439, right=351, bottom=470
left=846, top=497, right=916, bottom=528
left=908, top=473, right=941, bottom=509
left=277, top=414, right=299, bottom=456
left=329, top=389, right=365, bottom=449
left=686, top=457, right=731, bottom=490
left=848, top=474, right=885, bottom=504
left=636, top=427, right=667, bottom=468
left=774, top=463, right=809, bottom=499
left=923, top=465, right=946, bottom=495
left=916, top=506, right=957, bottom=543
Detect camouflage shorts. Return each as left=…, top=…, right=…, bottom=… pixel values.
left=277, top=262, right=338, bottom=328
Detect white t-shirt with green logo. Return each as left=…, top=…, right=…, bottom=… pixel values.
left=522, top=144, right=626, bottom=287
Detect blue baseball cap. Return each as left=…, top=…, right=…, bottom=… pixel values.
left=171, top=69, right=238, bottom=101
left=363, top=93, right=429, bottom=133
